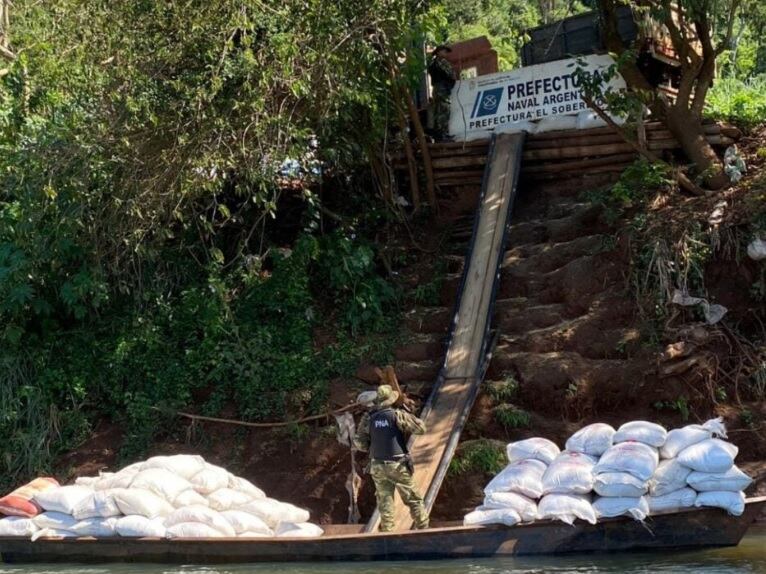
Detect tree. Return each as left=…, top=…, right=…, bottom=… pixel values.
left=597, top=0, right=743, bottom=190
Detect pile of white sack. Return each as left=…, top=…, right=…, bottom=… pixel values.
left=464, top=418, right=752, bottom=528
left=0, top=455, right=323, bottom=540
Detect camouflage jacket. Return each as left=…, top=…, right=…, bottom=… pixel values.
left=353, top=408, right=426, bottom=453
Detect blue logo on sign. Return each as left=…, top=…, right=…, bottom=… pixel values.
left=471, top=87, right=503, bottom=118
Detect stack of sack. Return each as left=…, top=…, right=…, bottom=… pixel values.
left=464, top=438, right=559, bottom=527
left=0, top=455, right=323, bottom=540
left=464, top=417, right=752, bottom=528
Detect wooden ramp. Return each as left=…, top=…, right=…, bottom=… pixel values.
left=366, top=132, right=526, bottom=532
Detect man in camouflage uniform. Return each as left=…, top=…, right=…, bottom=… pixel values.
left=427, top=45, right=456, bottom=141
left=353, top=385, right=429, bottom=531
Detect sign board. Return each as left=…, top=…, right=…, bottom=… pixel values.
left=448, top=54, right=625, bottom=141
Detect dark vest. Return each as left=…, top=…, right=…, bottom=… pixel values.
left=369, top=408, right=407, bottom=461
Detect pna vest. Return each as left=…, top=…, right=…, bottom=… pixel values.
left=369, top=408, right=407, bottom=461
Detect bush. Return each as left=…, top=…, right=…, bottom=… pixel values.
left=706, top=76, right=766, bottom=129
left=449, top=439, right=506, bottom=477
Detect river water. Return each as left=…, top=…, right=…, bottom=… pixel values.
left=2, top=529, right=765, bottom=574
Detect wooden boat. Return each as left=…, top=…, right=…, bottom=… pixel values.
left=1, top=496, right=764, bottom=564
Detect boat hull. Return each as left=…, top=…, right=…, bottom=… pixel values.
left=2, top=497, right=764, bottom=564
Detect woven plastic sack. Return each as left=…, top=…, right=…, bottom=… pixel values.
left=34, top=486, right=93, bottom=515
left=538, top=493, right=597, bottom=525
left=593, top=496, right=649, bottom=521
left=660, top=418, right=727, bottom=459
left=228, top=475, right=266, bottom=499
left=565, top=423, right=615, bottom=457
left=647, top=488, right=696, bottom=514
left=113, top=488, right=174, bottom=519
left=594, top=441, right=659, bottom=481
left=33, top=512, right=79, bottom=531
left=207, top=488, right=253, bottom=511
left=220, top=510, right=273, bottom=536
left=0, top=517, right=38, bottom=537
left=69, top=517, right=119, bottom=537
left=649, top=459, right=692, bottom=497
left=31, top=528, right=78, bottom=540
left=115, top=515, right=166, bottom=538
left=166, top=522, right=225, bottom=538
left=140, top=455, right=206, bottom=480
left=190, top=464, right=230, bottom=495
left=506, top=438, right=560, bottom=465
left=484, top=459, right=547, bottom=499
left=542, top=452, right=597, bottom=495
left=593, top=472, right=648, bottom=498
left=238, top=498, right=310, bottom=528
left=275, top=522, right=324, bottom=538
left=72, top=489, right=127, bottom=520
left=164, top=505, right=235, bottom=537
left=694, top=491, right=745, bottom=516
left=687, top=466, right=752, bottom=492
left=482, top=491, right=538, bottom=522
left=130, top=469, right=192, bottom=503
left=677, top=439, right=738, bottom=473
left=94, top=463, right=142, bottom=491
left=463, top=508, right=521, bottom=527
left=74, top=477, right=100, bottom=487
left=0, top=477, right=59, bottom=518
left=173, top=489, right=209, bottom=508
left=613, top=421, right=667, bottom=447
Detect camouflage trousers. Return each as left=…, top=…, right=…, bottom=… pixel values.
left=432, top=89, right=451, bottom=139
left=371, top=459, right=429, bottom=532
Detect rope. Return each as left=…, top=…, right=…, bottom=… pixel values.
left=154, top=403, right=361, bottom=429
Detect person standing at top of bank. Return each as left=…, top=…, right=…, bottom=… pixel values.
left=427, top=45, right=456, bottom=141
left=353, top=384, right=430, bottom=531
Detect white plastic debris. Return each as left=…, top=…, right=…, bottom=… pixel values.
left=565, top=423, right=616, bottom=457
left=671, top=290, right=727, bottom=325
left=613, top=421, right=668, bottom=447
left=747, top=237, right=766, bottom=261
left=506, top=438, right=560, bottom=465
left=724, top=145, right=746, bottom=184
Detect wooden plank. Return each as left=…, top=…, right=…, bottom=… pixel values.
left=432, top=155, right=488, bottom=169
left=522, top=142, right=635, bottom=161
left=1, top=499, right=763, bottom=563
left=521, top=153, right=637, bottom=174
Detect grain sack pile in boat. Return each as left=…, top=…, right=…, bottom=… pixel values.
left=465, top=418, right=752, bottom=527
left=0, top=455, right=322, bottom=539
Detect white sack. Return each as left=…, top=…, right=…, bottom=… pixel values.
left=33, top=512, right=79, bottom=531
left=649, top=459, right=692, bottom=497
left=173, top=489, right=209, bottom=508
left=94, top=464, right=141, bottom=491
left=592, top=496, right=649, bottom=521
left=647, top=488, right=696, bottom=514
left=74, top=477, right=99, bottom=487
left=72, top=489, right=127, bottom=520
left=31, top=528, right=78, bottom=540
left=34, top=485, right=93, bottom=515
left=687, top=466, right=752, bottom=492
left=482, top=492, right=538, bottom=522
left=565, top=423, right=615, bottom=457
left=694, top=491, right=746, bottom=516
left=593, top=472, right=648, bottom=498
left=166, top=522, right=225, bottom=538
left=594, top=441, right=659, bottom=481
left=69, top=517, right=119, bottom=537
left=207, top=488, right=253, bottom=511
left=228, top=475, right=266, bottom=499
left=220, top=510, right=273, bottom=536
left=275, top=522, right=324, bottom=538
left=115, top=515, right=166, bottom=538
left=113, top=488, right=174, bottom=519
left=660, top=418, right=727, bottom=459
left=190, top=464, right=230, bottom=495
left=140, top=455, right=206, bottom=480
left=677, top=439, right=738, bottom=473
left=238, top=498, right=310, bottom=528
left=537, top=493, right=597, bottom=525
left=164, top=505, right=235, bottom=537
left=506, top=438, right=560, bottom=465
left=542, top=452, right=597, bottom=495
left=484, top=459, right=547, bottom=499
left=463, top=508, right=521, bottom=527
left=0, top=517, right=38, bottom=537
left=130, top=469, right=192, bottom=503
left=613, top=421, right=667, bottom=447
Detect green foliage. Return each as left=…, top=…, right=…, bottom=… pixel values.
left=494, top=404, right=531, bottom=429
left=412, top=259, right=447, bottom=306
left=448, top=439, right=506, bottom=477
left=653, top=397, right=691, bottom=421
left=706, top=75, right=766, bottom=129
left=486, top=377, right=519, bottom=403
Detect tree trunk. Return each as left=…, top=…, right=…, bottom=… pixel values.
left=665, top=107, right=728, bottom=190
